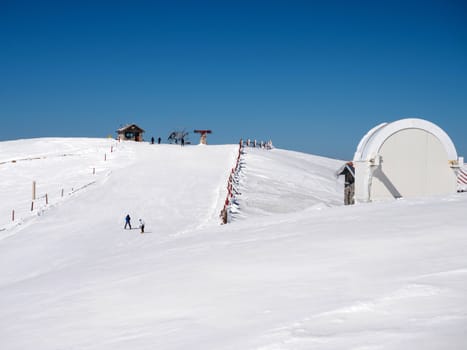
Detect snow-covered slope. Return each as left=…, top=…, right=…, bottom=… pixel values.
left=0, top=138, right=466, bottom=350
left=237, top=148, right=343, bottom=217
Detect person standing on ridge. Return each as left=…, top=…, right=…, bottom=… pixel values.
left=124, top=214, right=132, bottom=229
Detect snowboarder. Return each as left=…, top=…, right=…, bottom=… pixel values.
left=338, top=162, right=355, bottom=205
left=139, top=218, right=145, bottom=233
left=124, top=214, right=132, bottom=229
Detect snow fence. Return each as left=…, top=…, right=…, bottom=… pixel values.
left=220, top=142, right=245, bottom=224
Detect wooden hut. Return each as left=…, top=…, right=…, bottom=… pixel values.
left=116, top=124, right=145, bottom=142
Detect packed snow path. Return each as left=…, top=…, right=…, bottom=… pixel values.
left=0, top=138, right=466, bottom=350
left=0, top=139, right=238, bottom=235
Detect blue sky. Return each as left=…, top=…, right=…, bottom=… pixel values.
left=1, top=0, right=466, bottom=160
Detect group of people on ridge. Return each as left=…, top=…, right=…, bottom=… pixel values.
left=240, top=138, right=273, bottom=150
left=124, top=214, right=145, bottom=233
left=150, top=137, right=162, bottom=145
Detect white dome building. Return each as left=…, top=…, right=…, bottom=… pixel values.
left=353, top=118, right=462, bottom=202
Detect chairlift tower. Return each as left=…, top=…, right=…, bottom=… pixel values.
left=194, top=129, right=212, bottom=145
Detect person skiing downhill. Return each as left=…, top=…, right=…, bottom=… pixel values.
left=124, top=214, right=132, bottom=229
left=139, top=218, right=145, bottom=233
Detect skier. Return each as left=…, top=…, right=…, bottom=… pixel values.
left=139, top=218, right=145, bottom=233
left=338, top=162, right=355, bottom=205
left=124, top=214, right=132, bottom=229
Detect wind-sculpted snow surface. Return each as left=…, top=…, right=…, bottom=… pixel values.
left=237, top=148, right=343, bottom=217
left=0, top=138, right=466, bottom=350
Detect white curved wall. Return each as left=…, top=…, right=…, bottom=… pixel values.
left=370, top=128, right=457, bottom=200
left=354, top=118, right=459, bottom=202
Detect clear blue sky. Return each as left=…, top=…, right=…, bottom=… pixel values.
left=1, top=0, right=466, bottom=160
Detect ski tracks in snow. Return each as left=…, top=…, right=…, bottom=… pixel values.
left=254, top=282, right=464, bottom=350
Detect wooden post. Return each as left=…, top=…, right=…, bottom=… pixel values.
left=12, top=210, right=15, bottom=221
left=31, top=201, right=34, bottom=211
left=45, top=193, right=48, bottom=205
left=32, top=181, right=36, bottom=200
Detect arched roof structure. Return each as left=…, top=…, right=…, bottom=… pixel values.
left=353, top=118, right=458, bottom=162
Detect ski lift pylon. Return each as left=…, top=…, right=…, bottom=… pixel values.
left=194, top=129, right=212, bottom=145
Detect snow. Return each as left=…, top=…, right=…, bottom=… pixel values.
left=0, top=138, right=466, bottom=349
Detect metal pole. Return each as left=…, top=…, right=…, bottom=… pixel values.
left=32, top=181, right=36, bottom=200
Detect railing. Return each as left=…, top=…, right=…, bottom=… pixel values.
left=220, top=142, right=245, bottom=224
left=457, top=166, right=467, bottom=192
